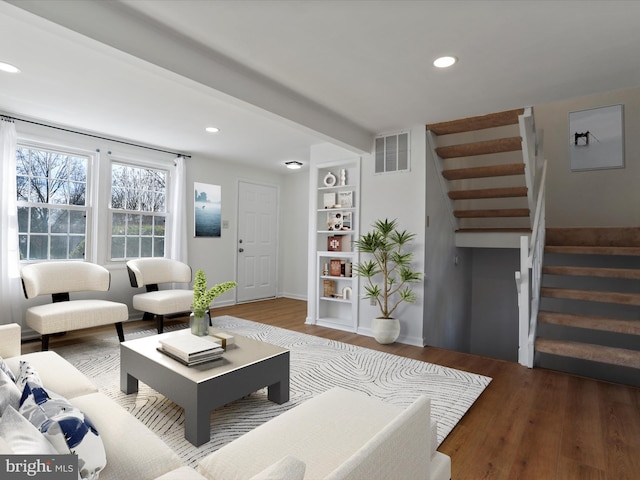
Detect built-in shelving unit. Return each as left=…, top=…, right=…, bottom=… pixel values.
left=306, top=157, right=360, bottom=331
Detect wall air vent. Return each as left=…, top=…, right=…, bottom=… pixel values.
left=374, top=131, right=410, bottom=174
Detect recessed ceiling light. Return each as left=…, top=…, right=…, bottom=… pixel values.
left=433, top=56, right=457, bottom=68
left=0, top=62, right=20, bottom=73
left=205, top=127, right=219, bottom=133
left=285, top=161, right=303, bottom=170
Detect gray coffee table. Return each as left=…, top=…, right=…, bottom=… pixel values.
left=120, top=328, right=290, bottom=446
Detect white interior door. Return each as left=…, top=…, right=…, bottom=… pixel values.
left=236, top=181, right=278, bottom=302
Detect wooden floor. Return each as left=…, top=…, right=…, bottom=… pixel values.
left=22, top=298, right=640, bottom=480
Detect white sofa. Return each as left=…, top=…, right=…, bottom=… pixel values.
left=0, top=323, right=451, bottom=480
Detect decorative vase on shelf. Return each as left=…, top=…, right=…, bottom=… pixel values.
left=190, top=310, right=211, bottom=336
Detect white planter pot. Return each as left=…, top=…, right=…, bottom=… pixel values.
left=372, top=317, right=400, bottom=344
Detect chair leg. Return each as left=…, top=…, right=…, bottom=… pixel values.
left=115, top=322, right=125, bottom=342
left=156, top=315, right=164, bottom=334
left=41, top=335, right=50, bottom=351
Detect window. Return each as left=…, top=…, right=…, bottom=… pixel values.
left=110, top=161, right=167, bottom=260
left=16, top=145, right=89, bottom=260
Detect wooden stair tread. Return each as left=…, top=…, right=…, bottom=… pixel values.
left=535, top=338, right=640, bottom=369
left=538, top=311, right=640, bottom=336
left=436, top=137, right=522, bottom=159
left=454, top=208, right=530, bottom=218
left=546, top=227, right=640, bottom=247
left=426, top=108, right=524, bottom=135
left=544, top=245, right=640, bottom=256
left=449, top=186, right=528, bottom=200
left=442, top=163, right=525, bottom=180
left=541, top=287, right=640, bottom=306
left=543, top=265, right=640, bottom=279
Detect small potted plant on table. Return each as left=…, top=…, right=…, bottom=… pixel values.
left=191, top=270, right=237, bottom=336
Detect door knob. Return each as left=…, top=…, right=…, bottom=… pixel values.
left=239, top=248, right=244, bottom=253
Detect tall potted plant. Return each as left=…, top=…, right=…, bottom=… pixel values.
left=191, top=269, right=237, bottom=336
left=353, top=218, right=422, bottom=344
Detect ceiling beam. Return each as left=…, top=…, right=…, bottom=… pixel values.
left=7, top=0, right=373, bottom=154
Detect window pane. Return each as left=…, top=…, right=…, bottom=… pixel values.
left=51, top=236, right=68, bottom=259
left=69, top=181, right=85, bottom=206
left=18, top=207, right=28, bottom=232
left=30, top=208, right=48, bottom=233
left=153, top=237, right=164, bottom=258
left=30, top=178, right=47, bottom=203
left=140, top=237, right=153, bottom=257
left=111, top=237, right=125, bottom=259
left=126, top=214, right=140, bottom=235
left=50, top=209, right=68, bottom=233
left=69, top=236, right=85, bottom=259
left=29, top=235, right=48, bottom=260
left=70, top=210, right=86, bottom=234
left=126, top=237, right=139, bottom=258
left=112, top=212, right=126, bottom=235
left=19, top=235, right=27, bottom=260
left=141, top=215, right=153, bottom=236
left=154, top=216, right=166, bottom=236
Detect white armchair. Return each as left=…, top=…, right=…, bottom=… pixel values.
left=126, top=258, right=193, bottom=334
left=20, top=261, right=128, bottom=350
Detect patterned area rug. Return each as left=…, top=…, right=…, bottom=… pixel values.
left=55, top=315, right=491, bottom=467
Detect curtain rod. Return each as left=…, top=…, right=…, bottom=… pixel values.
left=1, top=115, right=191, bottom=158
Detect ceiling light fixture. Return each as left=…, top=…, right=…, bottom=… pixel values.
left=433, top=56, right=457, bottom=68
left=0, top=62, right=20, bottom=73
left=285, top=161, right=303, bottom=169
left=205, top=127, right=219, bottom=133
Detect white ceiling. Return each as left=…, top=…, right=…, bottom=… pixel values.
left=2, top=0, right=640, bottom=172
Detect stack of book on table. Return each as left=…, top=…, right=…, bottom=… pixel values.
left=157, top=334, right=224, bottom=366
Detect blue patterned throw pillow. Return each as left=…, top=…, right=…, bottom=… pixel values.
left=17, top=361, right=107, bottom=480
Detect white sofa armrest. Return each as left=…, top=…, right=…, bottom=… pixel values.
left=325, top=395, right=432, bottom=480
left=0, top=323, right=21, bottom=358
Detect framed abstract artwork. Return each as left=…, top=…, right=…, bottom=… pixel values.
left=194, top=182, right=221, bottom=237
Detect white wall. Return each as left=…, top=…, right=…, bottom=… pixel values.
left=278, top=170, right=309, bottom=299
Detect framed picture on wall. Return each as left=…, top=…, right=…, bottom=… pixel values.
left=194, top=182, right=222, bottom=237
left=569, top=104, right=624, bottom=171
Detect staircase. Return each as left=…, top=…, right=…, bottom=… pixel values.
left=536, top=227, right=640, bottom=385
left=426, top=107, right=543, bottom=248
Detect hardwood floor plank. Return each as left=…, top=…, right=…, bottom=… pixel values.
left=561, top=376, right=606, bottom=471
left=599, top=382, right=640, bottom=479
left=557, top=458, right=606, bottom=480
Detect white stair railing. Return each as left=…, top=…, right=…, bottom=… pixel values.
left=515, top=159, right=547, bottom=367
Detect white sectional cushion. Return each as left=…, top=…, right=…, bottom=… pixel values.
left=249, top=456, right=306, bottom=480
left=70, top=393, right=183, bottom=480
left=26, top=299, right=128, bottom=334
left=5, top=351, right=98, bottom=400
left=197, top=388, right=406, bottom=480
left=0, top=406, right=58, bottom=455
left=133, top=289, right=193, bottom=315
left=154, top=466, right=209, bottom=480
